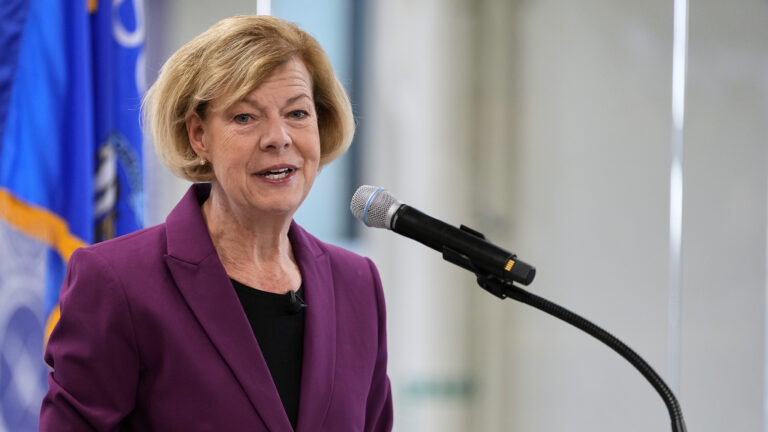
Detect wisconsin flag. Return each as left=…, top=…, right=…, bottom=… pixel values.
left=0, top=1, right=145, bottom=430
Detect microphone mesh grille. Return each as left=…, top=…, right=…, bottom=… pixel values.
left=350, top=185, right=401, bottom=229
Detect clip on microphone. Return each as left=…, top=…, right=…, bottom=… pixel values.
left=287, top=290, right=307, bottom=314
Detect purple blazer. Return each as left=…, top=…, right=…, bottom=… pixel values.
left=40, top=184, right=393, bottom=431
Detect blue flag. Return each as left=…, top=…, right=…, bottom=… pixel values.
left=0, top=0, right=144, bottom=430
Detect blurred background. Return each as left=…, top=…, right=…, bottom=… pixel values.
left=1, top=0, right=767, bottom=431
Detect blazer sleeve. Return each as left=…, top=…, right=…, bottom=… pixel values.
left=363, top=258, right=394, bottom=432
left=40, top=247, right=140, bottom=431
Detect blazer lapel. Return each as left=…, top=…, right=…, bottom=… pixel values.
left=290, top=223, right=337, bottom=432
left=163, top=184, right=292, bottom=432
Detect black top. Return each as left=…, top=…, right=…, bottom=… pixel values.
left=231, top=279, right=306, bottom=429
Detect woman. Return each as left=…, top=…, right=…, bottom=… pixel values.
left=40, top=16, right=392, bottom=431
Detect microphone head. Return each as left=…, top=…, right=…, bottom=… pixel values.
left=350, top=185, right=402, bottom=229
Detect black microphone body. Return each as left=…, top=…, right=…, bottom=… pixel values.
left=391, top=204, right=535, bottom=286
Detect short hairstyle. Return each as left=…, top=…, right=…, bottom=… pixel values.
left=143, top=15, right=355, bottom=182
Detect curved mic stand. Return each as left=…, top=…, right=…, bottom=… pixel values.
left=442, top=247, right=687, bottom=432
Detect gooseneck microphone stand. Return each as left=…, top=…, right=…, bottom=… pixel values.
left=350, top=185, right=687, bottom=431
left=443, top=247, right=687, bottom=432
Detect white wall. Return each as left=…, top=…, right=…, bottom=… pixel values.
left=496, top=2, right=674, bottom=430
left=362, top=0, right=475, bottom=429
left=366, top=0, right=768, bottom=431
left=682, top=2, right=768, bottom=431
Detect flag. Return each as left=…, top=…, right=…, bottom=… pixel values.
left=0, top=0, right=144, bottom=430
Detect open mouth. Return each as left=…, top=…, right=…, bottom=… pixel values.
left=258, top=167, right=295, bottom=180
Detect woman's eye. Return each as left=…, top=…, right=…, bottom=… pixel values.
left=233, top=113, right=251, bottom=123
left=288, top=110, right=309, bottom=120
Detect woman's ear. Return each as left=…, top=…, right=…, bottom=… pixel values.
left=186, top=113, right=208, bottom=160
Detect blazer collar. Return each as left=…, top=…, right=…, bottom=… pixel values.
left=164, top=184, right=290, bottom=431
left=164, top=184, right=337, bottom=431
left=164, top=183, right=217, bottom=264
left=289, top=223, right=336, bottom=431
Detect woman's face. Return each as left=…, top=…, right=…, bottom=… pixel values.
left=188, top=57, right=321, bottom=219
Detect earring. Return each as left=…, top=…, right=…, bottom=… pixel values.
left=199, top=158, right=207, bottom=166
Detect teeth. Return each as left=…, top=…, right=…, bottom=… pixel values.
left=263, top=168, right=292, bottom=180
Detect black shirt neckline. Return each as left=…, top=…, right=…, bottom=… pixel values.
left=231, top=278, right=305, bottom=429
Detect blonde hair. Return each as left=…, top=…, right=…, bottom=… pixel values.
left=143, top=15, right=354, bottom=182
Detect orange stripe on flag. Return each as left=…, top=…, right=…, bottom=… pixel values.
left=0, top=188, right=87, bottom=262
left=0, top=188, right=88, bottom=349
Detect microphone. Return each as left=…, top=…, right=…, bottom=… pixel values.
left=287, top=289, right=307, bottom=314
left=350, top=185, right=535, bottom=286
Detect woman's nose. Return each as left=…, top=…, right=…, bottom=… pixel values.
left=259, top=118, right=291, bottom=151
